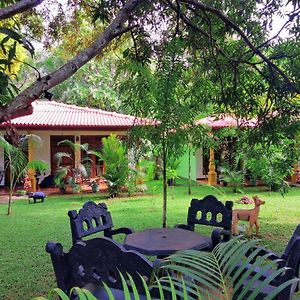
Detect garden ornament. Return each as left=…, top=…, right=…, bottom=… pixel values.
left=28, top=192, right=46, bottom=204
left=232, top=195, right=265, bottom=235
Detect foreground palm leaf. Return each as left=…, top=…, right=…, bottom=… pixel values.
left=34, top=238, right=298, bottom=299
left=155, top=238, right=298, bottom=300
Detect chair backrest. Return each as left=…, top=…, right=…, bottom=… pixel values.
left=187, top=195, right=233, bottom=230
left=281, top=225, right=300, bottom=290
left=46, top=237, right=153, bottom=295
left=68, top=201, right=113, bottom=244
left=282, top=224, right=300, bottom=260
left=284, top=237, right=300, bottom=284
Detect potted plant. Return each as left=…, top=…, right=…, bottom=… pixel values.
left=54, top=140, right=92, bottom=194
left=91, top=181, right=99, bottom=193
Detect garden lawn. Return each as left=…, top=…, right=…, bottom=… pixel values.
left=0, top=179, right=299, bottom=300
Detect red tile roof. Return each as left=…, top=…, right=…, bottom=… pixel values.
left=0, top=100, right=149, bottom=130
left=195, top=115, right=256, bottom=129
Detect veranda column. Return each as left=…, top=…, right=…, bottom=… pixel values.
left=74, top=136, right=81, bottom=168
left=28, top=135, right=36, bottom=192
left=208, top=147, right=217, bottom=185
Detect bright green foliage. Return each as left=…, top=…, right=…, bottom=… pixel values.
left=219, top=167, right=244, bottom=193
left=97, top=134, right=129, bottom=198
left=27, top=48, right=121, bottom=111
left=244, top=142, right=295, bottom=194
left=166, top=157, right=181, bottom=185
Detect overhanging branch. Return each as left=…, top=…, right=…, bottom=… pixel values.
left=180, top=0, right=299, bottom=93
left=0, top=0, right=44, bottom=20
left=0, top=0, right=143, bottom=123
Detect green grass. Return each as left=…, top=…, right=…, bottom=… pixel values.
left=0, top=179, right=299, bottom=300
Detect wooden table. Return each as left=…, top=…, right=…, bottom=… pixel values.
left=124, top=227, right=211, bottom=256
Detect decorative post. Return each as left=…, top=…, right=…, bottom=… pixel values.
left=28, top=135, right=36, bottom=192
left=74, top=136, right=81, bottom=168
left=208, top=147, right=217, bottom=185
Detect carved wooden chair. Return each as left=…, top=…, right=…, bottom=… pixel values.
left=46, top=237, right=160, bottom=299
left=175, top=195, right=233, bottom=250
left=234, top=224, right=300, bottom=298
left=68, top=201, right=134, bottom=245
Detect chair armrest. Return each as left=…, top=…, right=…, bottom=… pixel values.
left=211, top=228, right=231, bottom=248
left=173, top=224, right=194, bottom=231
left=105, top=227, right=134, bottom=238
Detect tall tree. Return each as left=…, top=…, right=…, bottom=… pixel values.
left=0, top=0, right=299, bottom=140
left=119, top=37, right=210, bottom=227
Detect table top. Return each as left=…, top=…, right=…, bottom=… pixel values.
left=124, top=227, right=211, bottom=256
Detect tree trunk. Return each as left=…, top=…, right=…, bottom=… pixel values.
left=162, top=142, right=167, bottom=228
left=188, top=147, right=191, bottom=195
left=0, top=0, right=44, bottom=21
left=7, top=171, right=13, bottom=215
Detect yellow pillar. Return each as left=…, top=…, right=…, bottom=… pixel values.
left=208, top=147, right=217, bottom=185
left=74, top=136, right=81, bottom=168
left=28, top=136, right=36, bottom=192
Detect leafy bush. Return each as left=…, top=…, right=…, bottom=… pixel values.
left=166, top=157, right=181, bottom=186
left=245, top=143, right=293, bottom=194
left=219, top=166, right=244, bottom=193
left=98, top=134, right=129, bottom=198
left=139, top=159, right=156, bottom=181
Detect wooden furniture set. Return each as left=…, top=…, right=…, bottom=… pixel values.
left=46, top=196, right=300, bottom=299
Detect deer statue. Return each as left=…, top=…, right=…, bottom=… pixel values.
left=232, top=195, right=265, bottom=235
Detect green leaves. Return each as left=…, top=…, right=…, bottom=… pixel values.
left=154, top=238, right=298, bottom=300
left=100, top=134, right=129, bottom=198
left=53, top=139, right=91, bottom=191
left=0, top=27, right=34, bottom=58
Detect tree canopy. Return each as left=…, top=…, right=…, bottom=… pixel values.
left=0, top=0, right=299, bottom=136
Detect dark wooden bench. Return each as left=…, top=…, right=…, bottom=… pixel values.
left=68, top=201, right=134, bottom=245
left=46, top=237, right=164, bottom=299
left=175, top=195, right=233, bottom=249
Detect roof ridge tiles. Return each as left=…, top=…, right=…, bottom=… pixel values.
left=35, top=100, right=135, bottom=119
left=0, top=100, right=148, bottom=129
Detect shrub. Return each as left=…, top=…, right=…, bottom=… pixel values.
left=100, top=134, right=129, bottom=198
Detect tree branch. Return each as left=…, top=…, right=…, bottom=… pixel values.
left=180, top=0, right=300, bottom=93
left=0, top=0, right=143, bottom=123
left=0, top=0, right=44, bottom=20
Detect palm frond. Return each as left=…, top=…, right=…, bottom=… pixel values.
left=27, top=160, right=49, bottom=172
left=155, top=238, right=297, bottom=300
left=54, top=152, right=73, bottom=165
left=57, top=139, right=76, bottom=151
left=19, top=134, right=43, bottom=151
